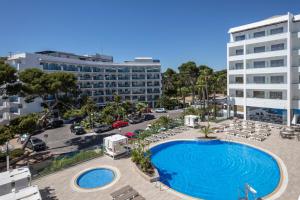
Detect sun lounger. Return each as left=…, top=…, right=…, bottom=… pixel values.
left=111, top=185, right=133, bottom=199
left=132, top=196, right=145, bottom=200
left=115, top=190, right=139, bottom=200
left=249, top=134, right=265, bottom=141
left=237, top=131, right=249, bottom=138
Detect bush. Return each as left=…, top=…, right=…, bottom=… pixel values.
left=39, top=150, right=103, bottom=176
left=63, top=109, right=84, bottom=120
left=0, top=148, right=25, bottom=162
left=131, top=144, right=154, bottom=175
left=9, top=149, right=24, bottom=159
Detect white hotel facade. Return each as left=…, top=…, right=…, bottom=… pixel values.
left=227, top=13, right=300, bottom=126
left=0, top=51, right=162, bottom=124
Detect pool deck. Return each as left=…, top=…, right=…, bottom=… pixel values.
left=34, top=121, right=300, bottom=200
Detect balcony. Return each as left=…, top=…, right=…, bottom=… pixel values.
left=228, top=96, right=244, bottom=105
left=228, top=69, right=244, bottom=75
left=246, top=66, right=287, bottom=74
left=246, top=98, right=287, bottom=109
left=245, top=49, right=287, bottom=60
left=228, top=32, right=287, bottom=47
left=228, top=83, right=244, bottom=89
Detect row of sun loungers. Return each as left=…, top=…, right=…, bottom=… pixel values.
left=111, top=185, right=145, bottom=200
left=224, top=120, right=274, bottom=142
left=144, top=126, right=188, bottom=143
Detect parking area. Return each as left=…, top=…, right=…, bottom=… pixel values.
left=33, top=110, right=183, bottom=154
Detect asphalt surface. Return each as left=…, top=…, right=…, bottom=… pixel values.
left=34, top=110, right=183, bottom=154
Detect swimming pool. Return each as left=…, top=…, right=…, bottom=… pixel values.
left=151, top=140, right=282, bottom=200
left=76, top=168, right=115, bottom=189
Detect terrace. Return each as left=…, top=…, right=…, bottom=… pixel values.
left=33, top=120, right=300, bottom=200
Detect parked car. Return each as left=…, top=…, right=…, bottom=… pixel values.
left=143, top=114, right=155, bottom=121
left=128, top=117, right=144, bottom=124
left=112, top=120, right=129, bottom=129
left=154, top=108, right=167, bottom=113
left=26, top=137, right=47, bottom=151
left=20, top=133, right=29, bottom=144
left=46, top=119, right=64, bottom=129
left=70, top=124, right=86, bottom=135
left=125, top=132, right=135, bottom=140
left=93, top=124, right=112, bottom=133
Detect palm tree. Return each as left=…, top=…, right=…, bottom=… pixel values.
left=162, top=68, right=178, bottom=97
left=136, top=102, right=147, bottom=116
left=200, top=122, right=212, bottom=138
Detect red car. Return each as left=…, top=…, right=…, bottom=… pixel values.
left=112, top=120, right=129, bottom=129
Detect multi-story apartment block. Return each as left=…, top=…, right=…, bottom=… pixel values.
left=0, top=51, right=162, bottom=124
left=227, top=13, right=300, bottom=126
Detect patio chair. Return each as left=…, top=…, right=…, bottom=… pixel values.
left=132, top=196, right=145, bottom=200
left=249, top=134, right=266, bottom=142
left=115, top=190, right=139, bottom=200
left=111, top=185, right=133, bottom=199
left=237, top=131, right=249, bottom=138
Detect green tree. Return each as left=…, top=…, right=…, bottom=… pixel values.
left=0, top=60, right=21, bottom=96
left=178, top=62, right=199, bottom=104
left=200, top=122, right=212, bottom=138
left=136, top=102, right=147, bottom=116
left=82, top=97, right=97, bottom=128
left=162, top=68, right=178, bottom=97
left=19, top=69, right=78, bottom=125
left=197, top=66, right=213, bottom=110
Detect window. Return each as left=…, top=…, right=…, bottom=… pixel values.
left=235, top=77, right=243, bottom=84
left=270, top=91, right=283, bottom=99
left=93, top=67, right=103, bottom=72
left=233, top=63, right=243, bottom=70
left=253, top=91, right=265, bottom=98
left=254, top=46, right=265, bottom=53
left=270, top=76, right=284, bottom=84
left=118, top=67, right=130, bottom=73
left=270, top=27, right=283, bottom=35
left=236, top=90, right=244, bottom=97
left=271, top=43, right=284, bottom=51
left=235, top=35, right=245, bottom=41
left=253, top=61, right=266, bottom=68
left=270, top=59, right=284, bottom=67
left=236, top=49, right=244, bottom=55
left=253, top=76, right=265, bottom=84
left=253, top=31, right=265, bottom=38
left=9, top=107, right=18, bottom=113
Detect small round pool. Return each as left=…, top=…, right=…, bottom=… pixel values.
left=76, top=168, right=115, bottom=189
left=151, top=140, right=283, bottom=200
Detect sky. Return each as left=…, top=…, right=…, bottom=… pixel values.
left=0, top=0, right=299, bottom=71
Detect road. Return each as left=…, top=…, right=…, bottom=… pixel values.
left=34, top=110, right=183, bottom=154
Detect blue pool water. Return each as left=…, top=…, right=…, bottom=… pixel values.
left=151, top=140, right=281, bottom=200
left=76, top=168, right=115, bottom=189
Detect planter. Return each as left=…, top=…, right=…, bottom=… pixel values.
left=131, top=161, right=159, bottom=183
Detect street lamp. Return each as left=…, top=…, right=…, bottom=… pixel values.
left=5, top=141, right=10, bottom=171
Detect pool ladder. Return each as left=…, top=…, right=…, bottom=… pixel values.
left=154, top=178, right=169, bottom=191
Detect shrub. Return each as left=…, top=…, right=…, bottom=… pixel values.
left=0, top=148, right=25, bottom=162
left=9, top=149, right=24, bottom=159
left=40, top=150, right=102, bottom=176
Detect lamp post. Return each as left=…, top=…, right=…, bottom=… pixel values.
left=5, top=141, right=9, bottom=171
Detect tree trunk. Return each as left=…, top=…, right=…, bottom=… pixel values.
left=22, top=134, right=32, bottom=150
left=213, top=91, right=217, bottom=119
left=191, top=85, right=195, bottom=105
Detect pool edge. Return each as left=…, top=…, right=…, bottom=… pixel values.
left=149, top=138, right=288, bottom=200
left=71, top=165, right=121, bottom=193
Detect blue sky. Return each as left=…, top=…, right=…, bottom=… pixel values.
left=0, top=0, right=299, bottom=71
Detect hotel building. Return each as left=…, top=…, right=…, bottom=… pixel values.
left=0, top=51, right=162, bottom=124
left=227, top=13, right=300, bottom=125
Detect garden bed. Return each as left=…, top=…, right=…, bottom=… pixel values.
left=31, top=149, right=103, bottom=179
left=131, top=161, right=159, bottom=183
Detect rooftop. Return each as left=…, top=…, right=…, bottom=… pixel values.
left=228, top=12, right=300, bottom=33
